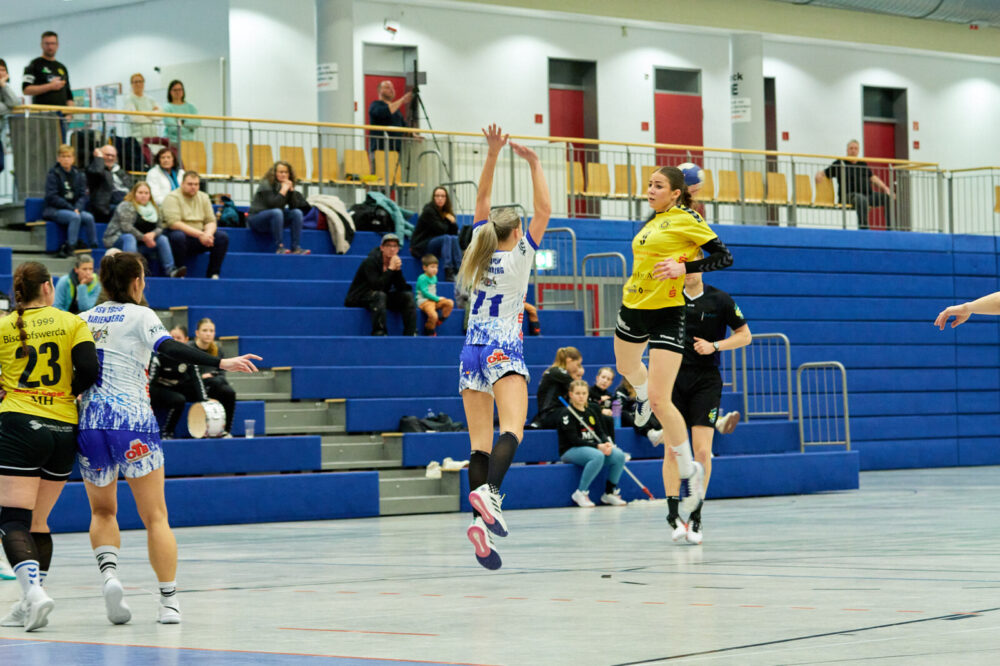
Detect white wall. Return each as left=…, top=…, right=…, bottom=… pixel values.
left=228, top=0, right=318, bottom=123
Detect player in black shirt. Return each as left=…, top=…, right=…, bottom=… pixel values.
left=22, top=32, right=73, bottom=108
left=664, top=270, right=750, bottom=545
left=815, top=139, right=895, bottom=230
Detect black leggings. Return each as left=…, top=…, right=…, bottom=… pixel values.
left=150, top=377, right=236, bottom=436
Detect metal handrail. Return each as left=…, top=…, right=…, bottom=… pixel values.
left=579, top=252, right=627, bottom=336
left=532, top=227, right=578, bottom=311
left=796, top=361, right=850, bottom=452
left=740, top=332, right=793, bottom=422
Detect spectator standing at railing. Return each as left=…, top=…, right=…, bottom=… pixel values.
left=43, top=144, right=97, bottom=257
left=344, top=233, right=417, bottom=336
left=104, top=182, right=185, bottom=278
left=163, top=80, right=200, bottom=144
left=0, top=59, right=21, bottom=176
left=86, top=145, right=133, bottom=224
left=146, top=148, right=184, bottom=206
left=247, top=161, right=311, bottom=254
left=815, top=139, right=895, bottom=230
left=368, top=80, right=411, bottom=154
left=161, top=172, right=229, bottom=278
left=411, top=187, right=462, bottom=281
left=21, top=31, right=74, bottom=110
left=123, top=73, right=160, bottom=141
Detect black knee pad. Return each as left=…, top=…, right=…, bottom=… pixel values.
left=0, top=506, right=32, bottom=538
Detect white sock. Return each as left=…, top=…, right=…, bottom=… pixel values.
left=671, top=440, right=695, bottom=478
left=95, top=545, right=120, bottom=581
left=634, top=381, right=648, bottom=401
left=39, top=570, right=47, bottom=587
left=13, top=560, right=41, bottom=595
left=159, top=581, right=178, bottom=606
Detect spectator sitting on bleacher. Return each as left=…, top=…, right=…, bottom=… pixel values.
left=411, top=187, right=462, bottom=281
left=615, top=377, right=663, bottom=446
left=590, top=366, right=615, bottom=414
left=162, top=172, right=229, bottom=278
left=146, top=148, right=184, bottom=206
left=189, top=318, right=236, bottom=438
left=53, top=254, right=100, bottom=314
left=149, top=325, right=208, bottom=438
left=530, top=346, right=582, bottom=429
left=247, top=160, right=311, bottom=255
left=86, top=144, right=133, bottom=224
left=163, top=79, right=200, bottom=144
left=344, top=233, right=417, bottom=336
left=104, top=182, right=185, bottom=278
left=558, top=379, right=628, bottom=508
left=416, top=254, right=454, bottom=336
left=44, top=143, right=98, bottom=258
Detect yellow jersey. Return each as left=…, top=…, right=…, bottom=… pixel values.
left=0, top=306, right=94, bottom=423
left=622, top=206, right=718, bottom=309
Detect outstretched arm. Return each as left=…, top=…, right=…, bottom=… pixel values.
left=510, top=141, right=551, bottom=246
left=935, top=292, right=1000, bottom=329
left=474, top=123, right=509, bottom=222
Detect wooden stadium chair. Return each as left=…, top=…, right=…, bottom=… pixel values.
left=180, top=141, right=208, bottom=175
left=279, top=146, right=309, bottom=182
left=743, top=171, right=765, bottom=204
left=374, top=150, right=417, bottom=188
left=639, top=166, right=658, bottom=198
left=310, top=147, right=339, bottom=183
left=567, top=161, right=584, bottom=195
left=247, top=144, right=274, bottom=180
left=584, top=163, right=610, bottom=197
left=696, top=169, right=715, bottom=202
left=716, top=170, right=740, bottom=203
left=764, top=172, right=788, bottom=205
left=336, top=149, right=374, bottom=185
left=211, top=142, right=242, bottom=179
left=814, top=176, right=838, bottom=207
left=613, top=164, right=636, bottom=199
left=995, top=186, right=1000, bottom=214
left=794, top=174, right=813, bottom=206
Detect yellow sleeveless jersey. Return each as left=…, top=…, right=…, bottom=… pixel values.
left=0, top=306, right=94, bottom=423
left=622, top=206, right=718, bottom=309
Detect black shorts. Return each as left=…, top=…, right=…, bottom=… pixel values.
left=0, top=412, right=77, bottom=481
left=614, top=305, right=685, bottom=352
left=672, top=366, right=723, bottom=429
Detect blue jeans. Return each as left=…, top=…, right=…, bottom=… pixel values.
left=44, top=207, right=97, bottom=246
left=115, top=234, right=177, bottom=275
left=247, top=208, right=303, bottom=250
left=426, top=234, right=462, bottom=273
left=561, top=446, right=626, bottom=492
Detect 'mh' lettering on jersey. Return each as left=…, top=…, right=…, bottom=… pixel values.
left=124, top=439, right=152, bottom=461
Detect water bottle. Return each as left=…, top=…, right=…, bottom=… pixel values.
left=611, top=399, right=622, bottom=429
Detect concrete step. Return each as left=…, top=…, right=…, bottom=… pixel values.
left=320, top=433, right=401, bottom=471
left=323, top=459, right=401, bottom=471
left=380, top=475, right=447, bottom=498
left=265, top=399, right=345, bottom=434
left=379, top=494, right=459, bottom=516
left=322, top=437, right=386, bottom=462
left=12, top=252, right=79, bottom=276
left=0, top=203, right=26, bottom=227
left=228, top=368, right=292, bottom=401
left=0, top=227, right=46, bottom=252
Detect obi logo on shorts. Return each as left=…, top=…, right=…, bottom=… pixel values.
left=125, top=439, right=153, bottom=461
left=486, top=349, right=510, bottom=365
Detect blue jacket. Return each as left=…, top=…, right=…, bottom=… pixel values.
left=43, top=163, right=88, bottom=213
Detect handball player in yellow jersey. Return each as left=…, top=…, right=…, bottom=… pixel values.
left=613, top=165, right=732, bottom=519
left=0, top=262, right=99, bottom=631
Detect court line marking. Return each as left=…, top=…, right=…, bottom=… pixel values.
left=280, top=627, right=439, bottom=637
left=610, top=605, right=1000, bottom=664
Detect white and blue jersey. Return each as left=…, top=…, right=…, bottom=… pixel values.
left=458, top=220, right=537, bottom=395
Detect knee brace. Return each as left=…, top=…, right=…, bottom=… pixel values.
left=0, top=506, right=32, bottom=538
left=0, top=507, right=38, bottom=567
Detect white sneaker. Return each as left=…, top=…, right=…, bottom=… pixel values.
left=646, top=429, right=663, bottom=447
left=0, top=551, right=14, bottom=580
left=466, top=517, right=501, bottom=570
left=633, top=397, right=652, bottom=427
left=668, top=516, right=688, bottom=543
left=441, top=457, right=467, bottom=471
left=425, top=461, right=442, bottom=479
left=686, top=516, right=703, bottom=545
left=679, top=461, right=705, bottom=515
left=158, top=600, right=182, bottom=624
left=102, top=577, right=132, bottom=625
left=0, top=600, right=27, bottom=627
left=24, top=585, right=54, bottom=632
left=600, top=489, right=628, bottom=506
left=716, top=410, right=741, bottom=435
left=571, top=489, right=596, bottom=508
left=468, top=484, right=509, bottom=537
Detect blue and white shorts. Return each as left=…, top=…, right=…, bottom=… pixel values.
left=458, top=342, right=530, bottom=395
left=77, top=429, right=164, bottom=487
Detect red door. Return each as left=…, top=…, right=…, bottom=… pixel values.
left=863, top=121, right=895, bottom=230
left=654, top=93, right=703, bottom=166
left=549, top=88, right=589, bottom=216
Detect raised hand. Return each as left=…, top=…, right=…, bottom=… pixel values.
left=220, top=353, right=262, bottom=373
left=482, top=123, right=509, bottom=155
left=509, top=141, right=539, bottom=164
left=934, top=304, right=971, bottom=330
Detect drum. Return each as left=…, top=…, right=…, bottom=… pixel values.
left=187, top=400, right=227, bottom=438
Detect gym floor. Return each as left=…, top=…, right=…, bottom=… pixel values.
left=1, top=466, right=998, bottom=665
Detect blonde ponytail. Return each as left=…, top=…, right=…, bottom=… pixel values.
left=457, top=207, right=521, bottom=291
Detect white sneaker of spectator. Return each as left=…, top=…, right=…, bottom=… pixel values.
left=425, top=461, right=442, bottom=479
left=646, top=429, right=663, bottom=447
left=715, top=410, right=741, bottom=435
left=571, top=489, right=596, bottom=508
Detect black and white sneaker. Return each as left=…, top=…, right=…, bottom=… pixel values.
left=686, top=516, right=703, bottom=545
left=469, top=484, right=509, bottom=537
left=633, top=396, right=652, bottom=427
left=467, top=517, right=501, bottom=570
left=679, top=462, right=704, bottom=515
left=667, top=515, right=687, bottom=543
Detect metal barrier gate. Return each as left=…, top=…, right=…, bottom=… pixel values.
left=532, top=227, right=578, bottom=311
left=796, top=361, right=850, bottom=452
left=740, top=333, right=793, bottom=421
left=579, top=252, right=628, bottom=336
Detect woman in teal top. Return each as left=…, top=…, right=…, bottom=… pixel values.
left=163, top=80, right=201, bottom=144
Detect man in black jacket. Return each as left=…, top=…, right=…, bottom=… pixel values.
left=86, top=145, right=133, bottom=223
left=344, top=233, right=417, bottom=336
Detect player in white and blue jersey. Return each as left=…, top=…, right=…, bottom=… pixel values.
left=459, top=124, right=551, bottom=570
left=77, top=252, right=260, bottom=625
